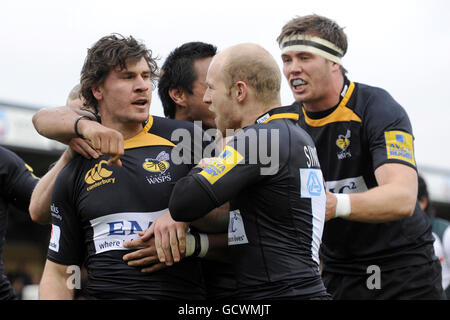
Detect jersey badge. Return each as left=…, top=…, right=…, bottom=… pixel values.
left=199, top=146, right=244, bottom=185
left=143, top=151, right=172, bottom=185
left=85, top=160, right=116, bottom=191
left=143, top=151, right=170, bottom=173
left=384, top=131, right=416, bottom=166
left=49, top=224, right=61, bottom=252
left=300, top=169, right=324, bottom=197
left=336, top=129, right=352, bottom=160
left=228, top=210, right=249, bottom=246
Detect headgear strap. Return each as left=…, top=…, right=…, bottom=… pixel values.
left=280, top=34, right=344, bottom=65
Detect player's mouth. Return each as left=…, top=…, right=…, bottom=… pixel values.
left=291, top=78, right=307, bottom=91
left=131, top=98, right=149, bottom=107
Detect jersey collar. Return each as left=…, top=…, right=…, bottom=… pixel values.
left=255, top=104, right=300, bottom=124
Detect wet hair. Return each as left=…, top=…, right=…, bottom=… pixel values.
left=158, top=42, right=217, bottom=119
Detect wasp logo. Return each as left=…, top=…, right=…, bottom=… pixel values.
left=336, top=129, right=352, bottom=160
left=85, top=160, right=115, bottom=191
left=143, top=151, right=170, bottom=174
left=336, top=130, right=351, bottom=151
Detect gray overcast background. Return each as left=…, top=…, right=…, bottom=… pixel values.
left=1, top=0, right=449, bottom=170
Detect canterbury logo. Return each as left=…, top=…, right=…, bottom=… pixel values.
left=85, top=160, right=113, bottom=184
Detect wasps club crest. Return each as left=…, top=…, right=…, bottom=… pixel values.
left=336, top=129, right=352, bottom=160
left=143, top=151, right=170, bottom=174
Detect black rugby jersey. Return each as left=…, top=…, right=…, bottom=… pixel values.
left=0, top=146, right=38, bottom=300
left=170, top=105, right=328, bottom=299
left=297, top=79, right=435, bottom=275
left=47, top=116, right=206, bottom=299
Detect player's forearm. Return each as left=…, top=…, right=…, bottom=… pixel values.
left=39, top=261, right=74, bottom=300
left=29, top=149, right=74, bottom=224
left=32, top=106, right=94, bottom=143
left=203, top=233, right=230, bottom=262
left=169, top=175, right=217, bottom=222
left=346, top=183, right=417, bottom=223
left=191, top=202, right=230, bottom=233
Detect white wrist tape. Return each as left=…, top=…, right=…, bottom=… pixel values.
left=185, top=232, right=196, bottom=257
left=198, top=233, right=209, bottom=258
left=335, top=193, right=351, bottom=218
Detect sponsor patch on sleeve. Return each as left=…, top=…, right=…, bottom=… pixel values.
left=49, top=224, right=61, bottom=252
left=198, top=145, right=244, bottom=185
left=384, top=131, right=416, bottom=166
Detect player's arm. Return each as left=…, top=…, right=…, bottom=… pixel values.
left=33, top=106, right=124, bottom=166
left=326, top=163, right=418, bottom=223
left=39, top=260, right=74, bottom=300
left=33, top=106, right=97, bottom=144
left=29, top=148, right=75, bottom=224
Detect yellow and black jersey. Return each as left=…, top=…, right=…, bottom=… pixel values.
left=170, top=105, right=329, bottom=299
left=298, top=78, right=435, bottom=275
left=47, top=116, right=207, bottom=299
left=0, top=146, right=39, bottom=300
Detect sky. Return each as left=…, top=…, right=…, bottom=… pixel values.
left=0, top=0, right=449, bottom=170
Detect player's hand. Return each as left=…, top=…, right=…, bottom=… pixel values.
left=325, top=191, right=338, bottom=221
left=77, top=120, right=124, bottom=167
left=139, top=211, right=189, bottom=266
left=68, top=137, right=102, bottom=160
left=196, top=157, right=218, bottom=169
left=122, top=236, right=166, bottom=273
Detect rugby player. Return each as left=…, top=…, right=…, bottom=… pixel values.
left=0, top=147, right=39, bottom=299
left=277, top=14, right=444, bottom=299
left=168, top=43, right=331, bottom=299
left=37, top=34, right=207, bottom=299
left=122, top=42, right=237, bottom=299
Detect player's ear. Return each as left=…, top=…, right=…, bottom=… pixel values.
left=234, top=81, right=247, bottom=103
left=168, top=88, right=188, bottom=107
left=92, top=85, right=103, bottom=101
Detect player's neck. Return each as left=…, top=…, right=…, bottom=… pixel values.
left=102, top=118, right=144, bottom=140
left=242, top=100, right=282, bottom=127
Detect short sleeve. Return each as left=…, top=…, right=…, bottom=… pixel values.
left=363, top=88, right=417, bottom=170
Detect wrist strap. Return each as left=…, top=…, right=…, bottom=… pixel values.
left=74, top=115, right=90, bottom=139
left=335, top=193, right=351, bottom=218
left=198, top=233, right=209, bottom=258
left=185, top=231, right=209, bottom=258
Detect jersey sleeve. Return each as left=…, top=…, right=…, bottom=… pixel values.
left=362, top=88, right=417, bottom=170
left=0, top=147, right=39, bottom=212
left=47, top=163, right=85, bottom=266
left=169, top=128, right=272, bottom=222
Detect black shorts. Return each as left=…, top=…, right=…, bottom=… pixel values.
left=322, top=260, right=445, bottom=300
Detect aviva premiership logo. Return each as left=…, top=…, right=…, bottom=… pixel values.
left=143, top=151, right=172, bottom=184
left=336, top=129, right=352, bottom=160
left=85, top=160, right=116, bottom=191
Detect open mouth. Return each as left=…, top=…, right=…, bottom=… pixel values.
left=291, top=78, right=306, bottom=90
left=132, top=99, right=148, bottom=106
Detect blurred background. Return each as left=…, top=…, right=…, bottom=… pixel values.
left=1, top=0, right=449, bottom=299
